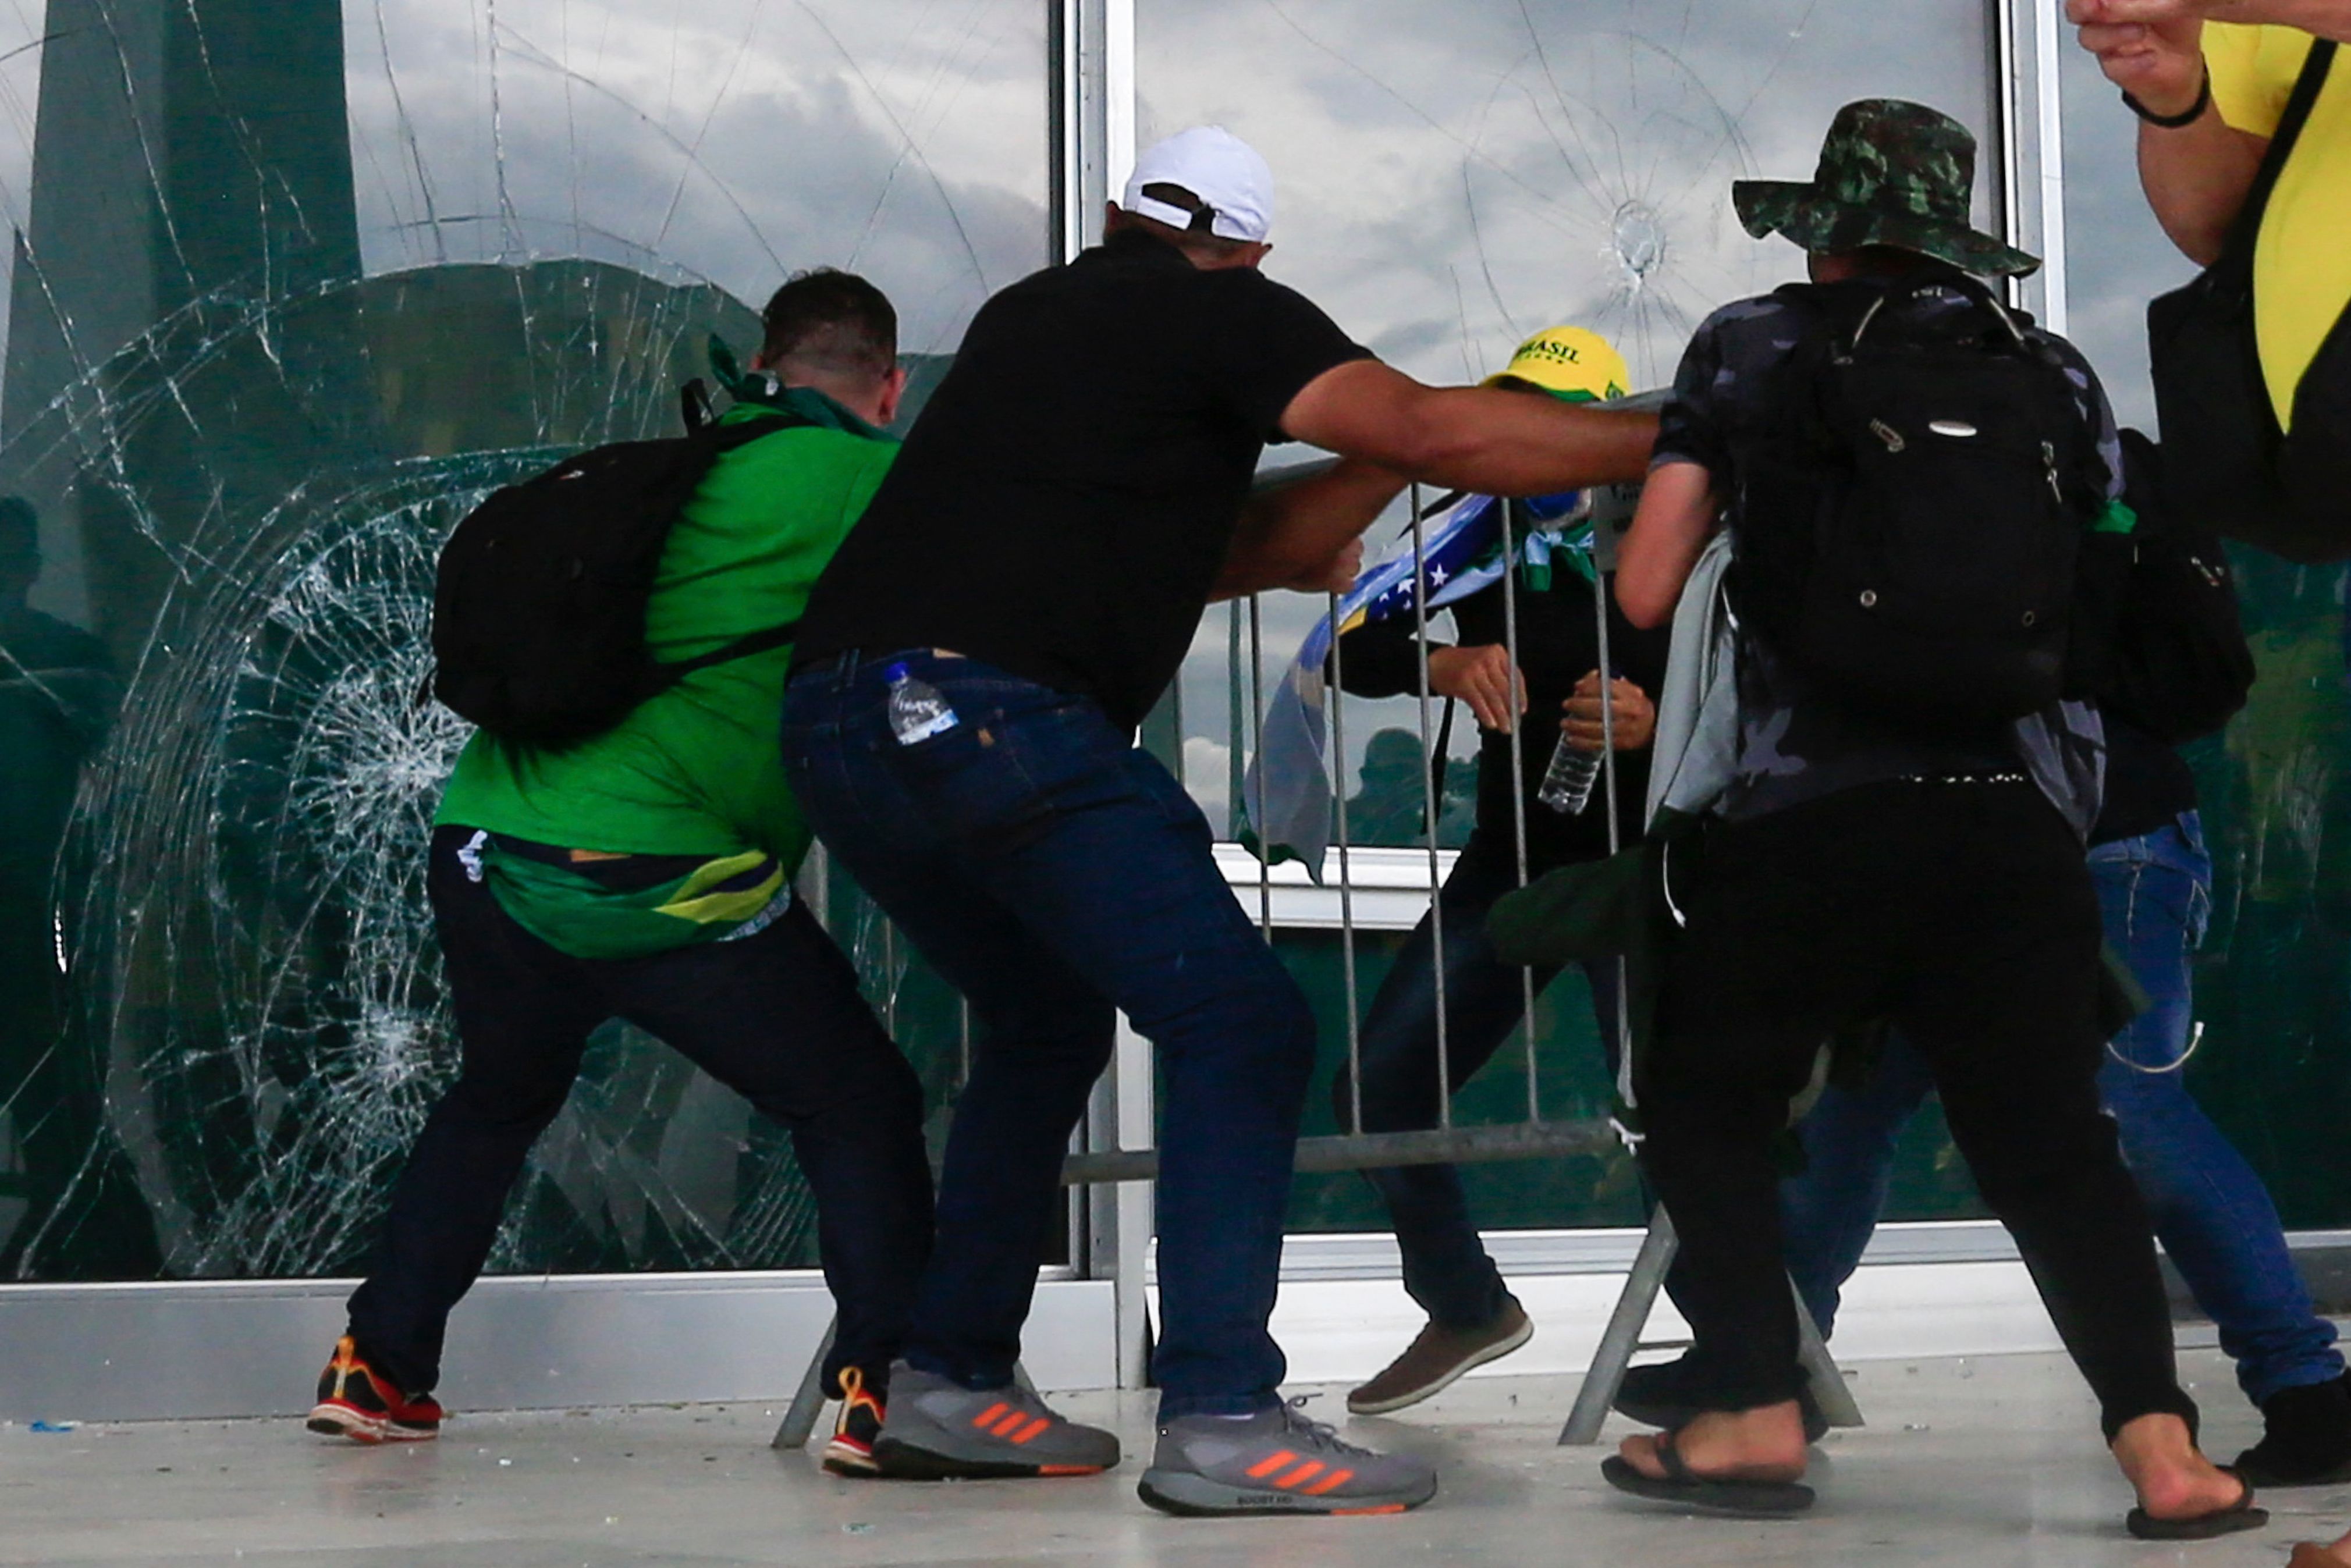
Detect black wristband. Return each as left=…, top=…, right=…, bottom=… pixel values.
left=2123, top=66, right=2212, bottom=129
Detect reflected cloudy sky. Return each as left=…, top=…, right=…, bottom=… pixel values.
left=0, top=0, right=1048, bottom=372
left=1139, top=0, right=2000, bottom=390
left=2059, top=35, right=2199, bottom=430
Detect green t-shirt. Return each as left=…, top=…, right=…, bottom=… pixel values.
left=436, top=391, right=895, bottom=954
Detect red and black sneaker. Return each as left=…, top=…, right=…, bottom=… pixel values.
left=822, top=1365, right=886, bottom=1477
left=307, top=1336, right=443, bottom=1444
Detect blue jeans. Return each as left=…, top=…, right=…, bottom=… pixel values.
left=781, top=652, right=1316, bottom=1418
left=1335, top=831, right=1618, bottom=1329
left=1782, top=813, right=2343, bottom=1405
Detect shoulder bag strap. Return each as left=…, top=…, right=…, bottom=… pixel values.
left=2222, top=37, right=2337, bottom=261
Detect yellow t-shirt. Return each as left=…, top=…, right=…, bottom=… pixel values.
left=2205, top=22, right=2351, bottom=428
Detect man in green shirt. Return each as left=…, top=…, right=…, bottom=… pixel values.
left=308, top=271, right=932, bottom=1480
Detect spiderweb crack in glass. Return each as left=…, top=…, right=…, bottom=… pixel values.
left=0, top=1, right=1045, bottom=1281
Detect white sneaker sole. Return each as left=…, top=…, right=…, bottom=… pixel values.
left=306, top=1403, right=439, bottom=1443
left=1345, top=1314, right=1536, bottom=1416
left=1138, top=1464, right=1438, bottom=1517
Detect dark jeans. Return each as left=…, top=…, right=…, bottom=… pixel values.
left=782, top=652, right=1317, bottom=1419
left=1333, top=830, right=1619, bottom=1330
left=1639, top=780, right=2196, bottom=1441
left=1782, top=814, right=2343, bottom=1405
left=346, top=826, right=933, bottom=1398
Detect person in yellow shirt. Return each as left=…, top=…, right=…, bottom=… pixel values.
left=2073, top=10, right=2351, bottom=1562
left=2069, top=1, right=2351, bottom=428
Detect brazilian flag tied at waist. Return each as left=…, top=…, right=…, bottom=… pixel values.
left=460, top=830, right=791, bottom=961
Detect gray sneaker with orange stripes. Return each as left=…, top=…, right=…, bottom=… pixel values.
left=868, top=1361, right=1121, bottom=1479
left=1138, top=1399, right=1439, bottom=1517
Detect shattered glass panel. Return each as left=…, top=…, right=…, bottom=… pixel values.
left=2060, top=46, right=2351, bottom=1228
left=0, top=0, right=1046, bottom=1279
left=1139, top=0, right=2011, bottom=1230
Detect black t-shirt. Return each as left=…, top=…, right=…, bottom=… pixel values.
left=1334, top=559, right=1668, bottom=868
left=794, top=229, right=1372, bottom=730
left=2091, top=716, right=2199, bottom=847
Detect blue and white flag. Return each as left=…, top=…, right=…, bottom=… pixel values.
left=1239, top=488, right=1600, bottom=879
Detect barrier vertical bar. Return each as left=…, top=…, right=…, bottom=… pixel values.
left=1408, top=483, right=1451, bottom=1127
left=1108, top=1012, right=1155, bottom=1389
left=1500, top=499, right=1542, bottom=1124
left=1589, top=495, right=1634, bottom=1076
left=1558, top=1208, right=1675, bottom=1445
left=1327, top=588, right=1365, bottom=1133
left=1248, top=596, right=1273, bottom=938
left=770, top=1317, right=839, bottom=1449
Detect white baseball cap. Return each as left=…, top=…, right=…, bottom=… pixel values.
left=1121, top=126, right=1274, bottom=244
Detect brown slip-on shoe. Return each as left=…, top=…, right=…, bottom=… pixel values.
left=1347, top=1297, right=1533, bottom=1415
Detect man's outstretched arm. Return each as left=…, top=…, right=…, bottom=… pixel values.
left=1277, top=358, right=1659, bottom=500
left=1213, top=457, right=1402, bottom=600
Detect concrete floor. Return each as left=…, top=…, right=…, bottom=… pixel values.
left=4, top=1347, right=2345, bottom=1566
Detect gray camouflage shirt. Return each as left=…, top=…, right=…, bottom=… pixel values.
left=1652, top=273, right=2123, bottom=837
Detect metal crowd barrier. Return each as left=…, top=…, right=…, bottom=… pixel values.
left=773, top=475, right=1859, bottom=1450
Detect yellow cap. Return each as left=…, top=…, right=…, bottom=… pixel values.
left=1484, top=326, right=1630, bottom=403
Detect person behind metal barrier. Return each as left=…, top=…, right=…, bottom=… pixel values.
left=311, top=271, right=933, bottom=1481
left=1323, top=326, right=1668, bottom=1417
left=780, top=125, right=1657, bottom=1517
left=1606, top=98, right=2258, bottom=1537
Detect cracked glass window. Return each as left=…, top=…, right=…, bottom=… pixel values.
left=1145, top=0, right=2001, bottom=849
left=2059, top=47, right=2351, bottom=1228
left=0, top=0, right=1046, bottom=1280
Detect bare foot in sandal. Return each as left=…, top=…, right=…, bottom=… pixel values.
left=1617, top=1401, right=1809, bottom=1482
left=1604, top=1402, right=1813, bottom=1517
left=2112, top=1413, right=2267, bottom=1539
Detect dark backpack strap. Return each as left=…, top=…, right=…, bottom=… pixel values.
left=2225, top=38, right=2337, bottom=261
left=634, top=402, right=818, bottom=689
left=656, top=617, right=804, bottom=680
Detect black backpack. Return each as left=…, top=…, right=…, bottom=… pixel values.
left=431, top=401, right=807, bottom=747
left=2098, top=429, right=2256, bottom=744
left=1729, top=272, right=2117, bottom=721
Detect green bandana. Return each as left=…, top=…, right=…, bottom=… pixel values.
left=707, top=335, right=893, bottom=439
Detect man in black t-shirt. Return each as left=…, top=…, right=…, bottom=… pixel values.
left=784, top=126, right=1656, bottom=1517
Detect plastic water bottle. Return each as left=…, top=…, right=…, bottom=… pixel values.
left=885, top=663, right=959, bottom=745
left=1537, top=733, right=1603, bottom=816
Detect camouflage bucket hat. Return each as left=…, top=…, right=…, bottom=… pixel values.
left=1731, top=99, right=2040, bottom=278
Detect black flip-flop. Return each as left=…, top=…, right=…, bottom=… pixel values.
left=2126, top=1471, right=2268, bottom=1541
left=1600, top=1430, right=1815, bottom=1518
